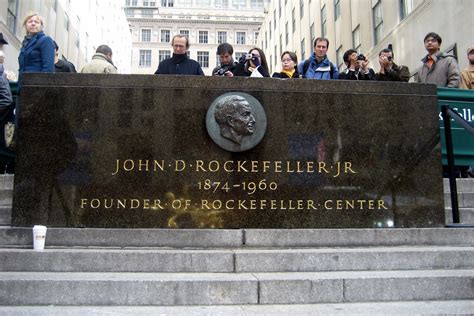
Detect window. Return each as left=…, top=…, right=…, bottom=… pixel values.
left=279, top=34, right=282, bottom=58
left=217, top=31, right=227, bottom=44
left=285, top=22, right=289, bottom=45
left=273, top=10, right=277, bottom=28
left=196, top=0, right=211, bottom=7
left=215, top=0, right=229, bottom=8
left=336, top=45, right=343, bottom=69
left=236, top=32, right=246, bottom=45
left=53, top=0, right=58, bottom=11
left=139, top=50, right=152, bottom=67
left=142, top=9, right=153, bottom=17
left=64, top=13, right=70, bottom=31
left=352, top=25, right=361, bottom=51
left=7, top=0, right=18, bottom=34
left=125, top=8, right=134, bottom=17
left=251, top=0, right=263, bottom=10
left=292, top=8, right=295, bottom=33
left=254, top=32, right=259, bottom=45
left=161, top=29, right=170, bottom=42
left=265, top=31, right=267, bottom=49
left=269, top=22, right=272, bottom=40
left=197, top=51, right=209, bottom=68
left=132, top=0, right=138, bottom=5
left=161, top=0, right=174, bottom=6
left=300, top=0, right=304, bottom=18
left=301, top=38, right=306, bottom=60
left=232, top=0, right=246, bottom=9
left=274, top=45, right=277, bottom=66
left=180, top=30, right=189, bottom=38
left=310, top=23, right=315, bottom=45
left=400, top=0, right=414, bottom=19
left=143, top=0, right=149, bottom=6
left=279, top=0, right=282, bottom=17
left=159, top=50, right=171, bottom=62
left=235, top=52, right=246, bottom=61
left=334, top=0, right=341, bottom=21
left=321, top=5, right=327, bottom=38
left=141, top=29, right=151, bottom=42
left=199, top=31, right=208, bottom=44
left=373, top=0, right=383, bottom=44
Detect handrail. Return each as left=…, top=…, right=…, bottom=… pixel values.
left=441, top=105, right=474, bottom=226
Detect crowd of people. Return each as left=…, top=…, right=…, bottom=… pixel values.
left=1, top=12, right=473, bottom=87
left=0, top=12, right=473, bottom=175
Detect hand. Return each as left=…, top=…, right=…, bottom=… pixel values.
left=361, top=59, right=369, bottom=72
left=252, top=56, right=260, bottom=67
left=238, top=55, right=247, bottom=64
left=224, top=70, right=233, bottom=77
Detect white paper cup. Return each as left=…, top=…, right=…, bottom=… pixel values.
left=32, top=225, right=47, bottom=251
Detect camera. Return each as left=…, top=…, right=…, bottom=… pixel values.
left=214, top=65, right=230, bottom=76
left=357, top=54, right=366, bottom=61
left=387, top=56, right=393, bottom=61
left=245, top=53, right=253, bottom=60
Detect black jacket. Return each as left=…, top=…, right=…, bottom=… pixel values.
left=155, top=54, right=204, bottom=76
left=55, top=59, right=77, bottom=73
left=233, top=62, right=270, bottom=77
left=375, top=63, right=410, bottom=82
left=272, top=70, right=300, bottom=78
left=338, top=68, right=376, bottom=80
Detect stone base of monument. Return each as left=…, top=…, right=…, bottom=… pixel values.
left=0, top=227, right=473, bottom=312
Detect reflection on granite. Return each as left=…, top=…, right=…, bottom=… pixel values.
left=11, top=74, right=444, bottom=228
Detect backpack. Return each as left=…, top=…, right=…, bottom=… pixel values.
left=302, top=59, right=335, bottom=79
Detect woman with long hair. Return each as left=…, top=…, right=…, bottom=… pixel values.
left=233, top=47, right=270, bottom=77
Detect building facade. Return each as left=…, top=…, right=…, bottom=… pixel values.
left=258, top=0, right=473, bottom=77
left=125, top=0, right=268, bottom=75
left=0, top=0, right=131, bottom=76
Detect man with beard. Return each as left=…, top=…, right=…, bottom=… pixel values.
left=154, top=34, right=204, bottom=76
left=212, top=43, right=236, bottom=77
left=415, top=32, right=459, bottom=87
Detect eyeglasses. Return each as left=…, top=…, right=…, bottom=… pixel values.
left=281, top=58, right=294, bottom=63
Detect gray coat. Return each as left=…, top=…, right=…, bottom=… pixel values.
left=415, top=52, right=460, bottom=88
left=80, top=53, right=117, bottom=74
left=0, top=65, right=12, bottom=111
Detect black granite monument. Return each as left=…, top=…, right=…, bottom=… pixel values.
left=11, top=74, right=444, bottom=228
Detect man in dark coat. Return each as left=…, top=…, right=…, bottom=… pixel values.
left=154, top=35, right=204, bottom=76
left=53, top=41, right=76, bottom=73
left=375, top=48, right=410, bottom=82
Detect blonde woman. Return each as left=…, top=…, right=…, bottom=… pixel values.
left=18, top=13, right=55, bottom=77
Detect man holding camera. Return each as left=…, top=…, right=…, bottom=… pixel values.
left=338, top=49, right=375, bottom=80
left=376, top=48, right=410, bottom=82
left=212, top=43, right=236, bottom=77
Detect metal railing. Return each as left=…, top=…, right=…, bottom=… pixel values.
left=441, top=105, right=474, bottom=226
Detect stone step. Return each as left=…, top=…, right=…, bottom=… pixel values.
left=446, top=207, right=474, bottom=224
left=444, top=178, right=474, bottom=193
left=0, top=175, right=14, bottom=190
left=0, top=246, right=472, bottom=273
left=1, top=227, right=474, bottom=248
left=0, top=206, right=11, bottom=226
left=444, top=192, right=474, bottom=208
left=0, top=270, right=472, bottom=305
left=0, top=300, right=473, bottom=315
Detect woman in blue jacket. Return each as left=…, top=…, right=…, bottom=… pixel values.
left=18, top=13, right=55, bottom=78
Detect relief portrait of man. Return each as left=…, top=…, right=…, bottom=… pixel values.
left=214, top=95, right=256, bottom=145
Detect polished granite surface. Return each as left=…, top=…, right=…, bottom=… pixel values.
left=11, top=74, right=443, bottom=228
